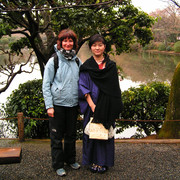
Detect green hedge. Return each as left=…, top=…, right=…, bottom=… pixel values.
left=3, top=79, right=49, bottom=138
left=174, top=41, right=180, bottom=53
left=3, top=80, right=170, bottom=139
left=3, top=79, right=83, bottom=139
left=158, top=43, right=166, bottom=51
left=118, top=81, right=170, bottom=136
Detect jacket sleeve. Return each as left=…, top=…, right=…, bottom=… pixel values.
left=78, top=72, right=91, bottom=114
left=78, top=58, right=83, bottom=67
left=42, top=57, right=55, bottom=109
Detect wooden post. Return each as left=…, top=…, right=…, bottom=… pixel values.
left=17, top=112, right=24, bottom=142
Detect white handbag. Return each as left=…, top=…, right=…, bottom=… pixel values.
left=84, top=117, right=114, bottom=140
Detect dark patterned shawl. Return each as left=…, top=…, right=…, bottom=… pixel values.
left=80, top=55, right=123, bottom=129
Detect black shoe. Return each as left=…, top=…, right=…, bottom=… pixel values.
left=90, top=164, right=98, bottom=173
left=97, top=166, right=107, bottom=174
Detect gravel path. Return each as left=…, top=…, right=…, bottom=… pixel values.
left=0, top=139, right=180, bottom=180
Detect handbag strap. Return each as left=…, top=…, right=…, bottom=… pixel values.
left=89, top=117, right=93, bottom=123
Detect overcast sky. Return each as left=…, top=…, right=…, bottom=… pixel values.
left=131, top=0, right=169, bottom=13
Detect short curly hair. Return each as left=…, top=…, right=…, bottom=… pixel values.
left=57, top=29, right=78, bottom=51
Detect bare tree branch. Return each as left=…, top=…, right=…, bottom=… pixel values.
left=0, top=50, right=37, bottom=94
left=170, top=0, right=180, bottom=8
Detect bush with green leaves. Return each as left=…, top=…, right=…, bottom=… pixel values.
left=3, top=79, right=83, bottom=139
left=143, top=41, right=157, bottom=50
left=3, top=79, right=49, bottom=138
left=3, top=79, right=170, bottom=139
left=166, top=45, right=173, bottom=51
left=174, top=41, right=180, bottom=53
left=158, top=43, right=166, bottom=51
left=118, top=81, right=170, bottom=136
left=0, top=36, right=16, bottom=50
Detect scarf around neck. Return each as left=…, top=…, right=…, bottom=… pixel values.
left=80, top=56, right=123, bottom=129
left=60, top=48, right=76, bottom=61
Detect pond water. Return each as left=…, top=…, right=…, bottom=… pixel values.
left=112, top=51, right=180, bottom=83
left=0, top=51, right=180, bottom=138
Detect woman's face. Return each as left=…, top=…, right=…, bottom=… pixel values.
left=91, top=41, right=106, bottom=57
left=62, top=37, right=74, bottom=51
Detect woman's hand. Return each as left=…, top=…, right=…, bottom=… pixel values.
left=47, top=108, right=54, bottom=117
left=90, top=103, right=96, bottom=113
left=85, top=93, right=96, bottom=112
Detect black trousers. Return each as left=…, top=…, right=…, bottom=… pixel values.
left=49, top=105, right=78, bottom=170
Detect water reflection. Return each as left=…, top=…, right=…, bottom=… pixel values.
left=111, top=51, right=180, bottom=83
left=120, top=78, right=141, bottom=92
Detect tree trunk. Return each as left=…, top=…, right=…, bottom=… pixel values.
left=158, top=62, right=180, bottom=138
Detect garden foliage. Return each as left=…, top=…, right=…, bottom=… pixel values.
left=0, top=0, right=155, bottom=76
left=3, top=79, right=49, bottom=138
left=3, top=79, right=83, bottom=139
left=174, top=41, right=180, bottom=53
left=3, top=80, right=170, bottom=139
left=118, top=81, right=170, bottom=136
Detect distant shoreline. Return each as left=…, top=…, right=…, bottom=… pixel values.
left=144, top=49, right=180, bottom=55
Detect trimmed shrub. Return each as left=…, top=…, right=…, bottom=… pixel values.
left=3, top=79, right=171, bottom=139
left=174, top=41, right=180, bottom=53
left=3, top=79, right=49, bottom=138
left=166, top=46, right=172, bottom=51
left=130, top=42, right=140, bottom=52
left=118, top=82, right=170, bottom=136
left=142, top=42, right=157, bottom=50
left=158, top=43, right=166, bottom=51
left=3, top=79, right=83, bottom=139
